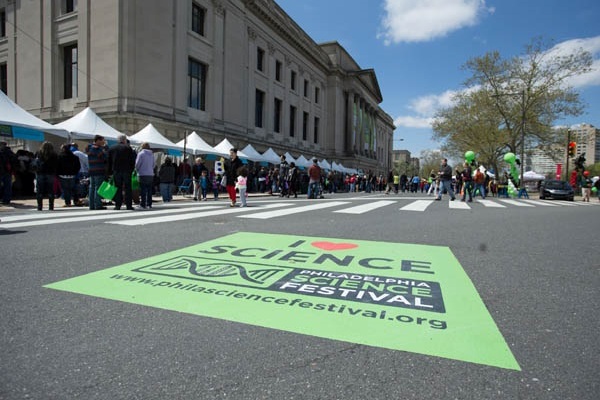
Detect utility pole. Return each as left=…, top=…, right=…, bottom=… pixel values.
left=520, top=89, right=525, bottom=186
left=565, top=129, right=571, bottom=181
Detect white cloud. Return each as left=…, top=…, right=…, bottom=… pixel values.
left=378, top=0, right=494, bottom=44
left=394, top=90, right=463, bottom=128
left=544, top=36, right=600, bottom=88
left=394, top=115, right=434, bottom=129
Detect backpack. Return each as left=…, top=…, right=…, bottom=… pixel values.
left=474, top=170, right=484, bottom=183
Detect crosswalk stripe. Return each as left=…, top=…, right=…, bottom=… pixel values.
left=399, top=200, right=434, bottom=211
left=333, top=200, right=396, bottom=214
left=540, top=200, right=577, bottom=206
left=477, top=199, right=506, bottom=208
left=107, top=203, right=292, bottom=226
left=0, top=206, right=220, bottom=229
left=238, top=201, right=350, bottom=219
left=0, top=208, right=114, bottom=222
left=521, top=199, right=560, bottom=207
left=449, top=200, right=470, bottom=209
left=498, top=199, right=535, bottom=207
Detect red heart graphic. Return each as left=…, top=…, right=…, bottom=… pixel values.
left=311, top=241, right=358, bottom=251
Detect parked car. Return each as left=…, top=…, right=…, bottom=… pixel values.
left=539, top=180, right=574, bottom=201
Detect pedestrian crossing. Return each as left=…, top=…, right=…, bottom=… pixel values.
left=0, top=198, right=597, bottom=229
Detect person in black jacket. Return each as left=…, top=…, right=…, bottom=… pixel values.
left=0, top=141, right=19, bottom=205
left=34, top=141, right=59, bottom=211
left=435, top=158, right=456, bottom=201
left=57, top=144, right=82, bottom=207
left=107, top=134, right=136, bottom=210
left=224, top=148, right=243, bottom=207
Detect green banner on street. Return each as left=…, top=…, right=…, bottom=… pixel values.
left=45, top=232, right=520, bottom=370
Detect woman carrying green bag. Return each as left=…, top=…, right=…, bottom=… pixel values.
left=135, top=142, right=155, bottom=209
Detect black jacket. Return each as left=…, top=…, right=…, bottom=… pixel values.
left=107, top=143, right=136, bottom=175
left=57, top=151, right=81, bottom=176
left=225, top=157, right=243, bottom=186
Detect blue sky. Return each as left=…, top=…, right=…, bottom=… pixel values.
left=276, top=0, right=600, bottom=158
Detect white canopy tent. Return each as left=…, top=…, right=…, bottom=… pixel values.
left=261, top=148, right=281, bottom=164
left=332, top=161, right=352, bottom=173
left=293, top=155, right=309, bottom=168
left=522, top=170, right=545, bottom=181
left=318, top=159, right=331, bottom=170
left=129, top=123, right=183, bottom=152
left=54, top=107, right=123, bottom=141
left=213, top=138, right=250, bottom=159
left=283, top=152, right=296, bottom=164
left=241, top=144, right=267, bottom=162
left=0, top=90, right=68, bottom=140
left=175, top=131, right=224, bottom=156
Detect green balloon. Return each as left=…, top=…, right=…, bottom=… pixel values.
left=465, top=151, right=475, bottom=162
left=504, top=152, right=516, bottom=164
left=592, top=186, right=598, bottom=193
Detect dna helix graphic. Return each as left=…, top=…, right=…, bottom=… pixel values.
left=148, top=256, right=284, bottom=285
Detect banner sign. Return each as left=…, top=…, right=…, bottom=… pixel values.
left=45, top=232, right=520, bottom=370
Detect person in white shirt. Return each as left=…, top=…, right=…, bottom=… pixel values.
left=235, top=166, right=248, bottom=207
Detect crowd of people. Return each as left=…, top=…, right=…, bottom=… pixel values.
left=2, top=140, right=599, bottom=209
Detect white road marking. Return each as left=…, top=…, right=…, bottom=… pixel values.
left=238, top=201, right=350, bottom=219
left=333, top=200, right=396, bottom=214
left=449, top=200, right=471, bottom=209
left=107, top=203, right=293, bottom=225
left=399, top=200, right=434, bottom=212
left=498, top=199, right=535, bottom=207
left=477, top=200, right=506, bottom=208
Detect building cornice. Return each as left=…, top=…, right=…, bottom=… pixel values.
left=242, top=0, right=331, bottom=71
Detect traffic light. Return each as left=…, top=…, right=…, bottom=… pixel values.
left=568, top=141, right=576, bottom=157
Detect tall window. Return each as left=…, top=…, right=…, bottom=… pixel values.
left=191, top=3, right=206, bottom=36
left=1, top=9, right=6, bottom=38
left=255, top=89, right=265, bottom=128
left=289, top=105, right=296, bottom=137
left=275, top=60, right=282, bottom=82
left=290, top=71, right=297, bottom=91
left=303, top=80, right=309, bottom=97
left=257, top=47, right=264, bottom=72
left=314, top=87, right=320, bottom=104
left=188, top=58, right=207, bottom=110
left=274, top=98, right=282, bottom=133
left=63, top=44, right=78, bottom=99
left=313, top=117, right=319, bottom=144
left=0, top=64, right=7, bottom=94
left=302, top=112, right=308, bottom=141
left=63, top=0, right=77, bottom=14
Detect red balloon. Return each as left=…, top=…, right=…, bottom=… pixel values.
left=583, top=170, right=589, bottom=177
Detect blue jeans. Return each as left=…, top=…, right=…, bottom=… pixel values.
left=461, top=181, right=473, bottom=201
left=139, top=175, right=154, bottom=208
left=59, top=176, right=76, bottom=205
left=36, top=174, right=55, bottom=200
left=307, top=181, right=319, bottom=199
left=113, top=171, right=133, bottom=209
left=437, top=179, right=455, bottom=199
left=160, top=183, right=173, bottom=202
left=474, top=183, right=486, bottom=198
left=89, top=175, right=104, bottom=209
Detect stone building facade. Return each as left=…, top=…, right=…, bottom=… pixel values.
left=0, top=0, right=394, bottom=173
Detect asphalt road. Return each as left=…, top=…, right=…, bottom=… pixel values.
left=1, top=192, right=598, bottom=400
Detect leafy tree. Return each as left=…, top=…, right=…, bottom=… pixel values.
left=419, top=149, right=443, bottom=177
left=432, top=38, right=593, bottom=174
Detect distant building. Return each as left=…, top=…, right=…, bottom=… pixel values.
left=0, top=0, right=394, bottom=174
left=569, top=123, right=599, bottom=165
